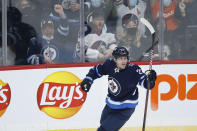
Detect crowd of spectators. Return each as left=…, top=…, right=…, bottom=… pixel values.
left=0, top=0, right=196, bottom=66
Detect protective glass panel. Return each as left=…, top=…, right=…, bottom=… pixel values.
left=0, top=1, right=2, bottom=66
left=5, top=0, right=37, bottom=65
left=6, top=0, right=79, bottom=65
left=77, top=0, right=159, bottom=62
left=150, top=0, right=164, bottom=60
left=2, top=0, right=197, bottom=66
left=155, top=0, right=197, bottom=60
left=159, top=0, right=183, bottom=60
left=1, top=0, right=14, bottom=66
left=180, top=0, right=197, bottom=60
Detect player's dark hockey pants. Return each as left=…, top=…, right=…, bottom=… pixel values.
left=97, top=105, right=135, bottom=131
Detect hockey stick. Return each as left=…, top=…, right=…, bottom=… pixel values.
left=140, top=18, right=157, bottom=131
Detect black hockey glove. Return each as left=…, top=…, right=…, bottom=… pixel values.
left=145, top=70, right=157, bottom=89
left=80, top=77, right=93, bottom=92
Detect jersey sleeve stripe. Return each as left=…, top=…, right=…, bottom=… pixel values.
left=85, top=76, right=93, bottom=82
left=95, top=65, right=102, bottom=77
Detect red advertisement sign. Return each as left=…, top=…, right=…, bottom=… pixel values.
left=37, top=71, right=87, bottom=119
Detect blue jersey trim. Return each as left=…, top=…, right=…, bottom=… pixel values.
left=105, top=97, right=138, bottom=109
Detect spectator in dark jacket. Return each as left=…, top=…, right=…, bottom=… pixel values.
left=27, top=17, right=73, bottom=64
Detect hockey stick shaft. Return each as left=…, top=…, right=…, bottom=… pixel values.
left=142, top=33, right=155, bottom=131
left=142, top=82, right=150, bottom=131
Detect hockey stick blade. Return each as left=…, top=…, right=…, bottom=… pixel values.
left=140, top=18, right=155, bottom=34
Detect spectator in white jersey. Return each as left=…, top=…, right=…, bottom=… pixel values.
left=76, top=10, right=117, bottom=62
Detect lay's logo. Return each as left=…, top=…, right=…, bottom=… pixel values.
left=37, top=71, right=87, bottom=119
left=0, top=80, right=11, bottom=118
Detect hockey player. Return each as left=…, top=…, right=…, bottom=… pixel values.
left=80, top=46, right=157, bottom=131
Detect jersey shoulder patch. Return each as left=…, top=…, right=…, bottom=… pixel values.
left=128, top=63, right=140, bottom=70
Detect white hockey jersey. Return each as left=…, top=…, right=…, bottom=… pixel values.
left=76, top=26, right=117, bottom=62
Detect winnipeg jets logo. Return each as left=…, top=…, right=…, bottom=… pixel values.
left=42, top=45, right=59, bottom=61
left=43, top=47, right=57, bottom=60
left=108, top=77, right=121, bottom=96
left=91, top=40, right=107, bottom=54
